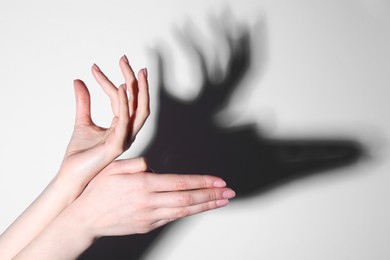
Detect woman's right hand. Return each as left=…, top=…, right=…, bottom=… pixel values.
left=14, top=158, right=235, bottom=259
left=71, top=158, right=235, bottom=237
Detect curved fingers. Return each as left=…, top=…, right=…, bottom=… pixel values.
left=91, top=64, right=119, bottom=116
left=119, top=56, right=137, bottom=116
left=119, top=56, right=150, bottom=140
left=91, top=57, right=150, bottom=140
left=116, top=84, right=130, bottom=141
left=132, top=68, right=150, bottom=139
left=87, top=57, right=150, bottom=157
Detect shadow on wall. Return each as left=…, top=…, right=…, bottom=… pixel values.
left=79, top=14, right=365, bottom=260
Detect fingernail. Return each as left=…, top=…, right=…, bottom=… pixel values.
left=216, top=199, right=229, bottom=207
left=223, top=189, right=236, bottom=199
left=213, top=180, right=226, bottom=187
left=143, top=68, right=148, bottom=78
left=122, top=55, right=129, bottom=64
left=92, top=63, right=101, bottom=72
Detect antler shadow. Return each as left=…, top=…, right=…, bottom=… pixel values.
left=79, top=15, right=365, bottom=260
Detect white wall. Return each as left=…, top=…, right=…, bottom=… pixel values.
left=1, top=0, right=389, bottom=259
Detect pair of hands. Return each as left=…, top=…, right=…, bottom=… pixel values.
left=60, top=56, right=234, bottom=238
left=1, top=55, right=234, bottom=260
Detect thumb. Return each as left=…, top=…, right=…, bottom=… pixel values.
left=73, top=79, right=93, bottom=126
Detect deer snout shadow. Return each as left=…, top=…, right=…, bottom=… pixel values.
left=79, top=15, right=365, bottom=260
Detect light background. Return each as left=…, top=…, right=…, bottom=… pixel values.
left=0, top=0, right=389, bottom=259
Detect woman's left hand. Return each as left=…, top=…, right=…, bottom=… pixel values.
left=59, top=56, right=150, bottom=189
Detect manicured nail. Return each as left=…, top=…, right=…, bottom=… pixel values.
left=92, top=63, right=101, bottom=72
left=216, top=199, right=229, bottom=207
left=122, top=55, right=129, bottom=64
left=223, top=189, right=236, bottom=199
left=213, top=180, right=226, bottom=188
left=143, top=68, right=148, bottom=78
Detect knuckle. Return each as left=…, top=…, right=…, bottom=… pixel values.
left=175, top=178, right=188, bottom=190
left=204, top=201, right=215, bottom=211
left=201, top=176, right=209, bottom=188
left=134, top=214, right=152, bottom=230
left=209, top=191, right=217, bottom=201
left=135, top=201, right=149, bottom=212
left=178, top=194, right=192, bottom=206
left=197, top=201, right=213, bottom=213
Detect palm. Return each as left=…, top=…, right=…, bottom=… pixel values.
left=66, top=124, right=111, bottom=157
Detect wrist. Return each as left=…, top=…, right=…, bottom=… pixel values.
left=54, top=169, right=89, bottom=203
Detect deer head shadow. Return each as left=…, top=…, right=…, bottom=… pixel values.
left=79, top=16, right=364, bottom=260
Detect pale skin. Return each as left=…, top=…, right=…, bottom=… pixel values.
left=0, top=56, right=235, bottom=259
left=14, top=160, right=234, bottom=259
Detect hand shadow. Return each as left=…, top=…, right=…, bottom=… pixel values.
left=79, top=15, right=365, bottom=260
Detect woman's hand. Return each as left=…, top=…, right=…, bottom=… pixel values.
left=72, top=160, right=235, bottom=237
left=14, top=158, right=235, bottom=259
left=59, top=56, right=150, bottom=189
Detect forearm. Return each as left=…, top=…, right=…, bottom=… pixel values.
left=0, top=173, right=83, bottom=259
left=14, top=201, right=95, bottom=260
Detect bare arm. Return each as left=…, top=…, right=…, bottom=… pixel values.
left=0, top=56, right=150, bottom=259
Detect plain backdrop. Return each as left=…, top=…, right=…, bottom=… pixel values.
left=1, top=0, right=389, bottom=259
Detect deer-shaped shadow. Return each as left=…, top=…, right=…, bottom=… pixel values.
left=79, top=18, right=364, bottom=260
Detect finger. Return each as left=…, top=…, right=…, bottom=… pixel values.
left=91, top=63, right=119, bottom=116
left=146, top=174, right=227, bottom=192
left=119, top=55, right=137, bottom=116
left=73, top=79, right=93, bottom=126
left=152, top=199, right=229, bottom=220
left=150, top=188, right=235, bottom=208
left=116, top=84, right=130, bottom=142
left=132, top=68, right=150, bottom=139
left=105, top=157, right=149, bottom=175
